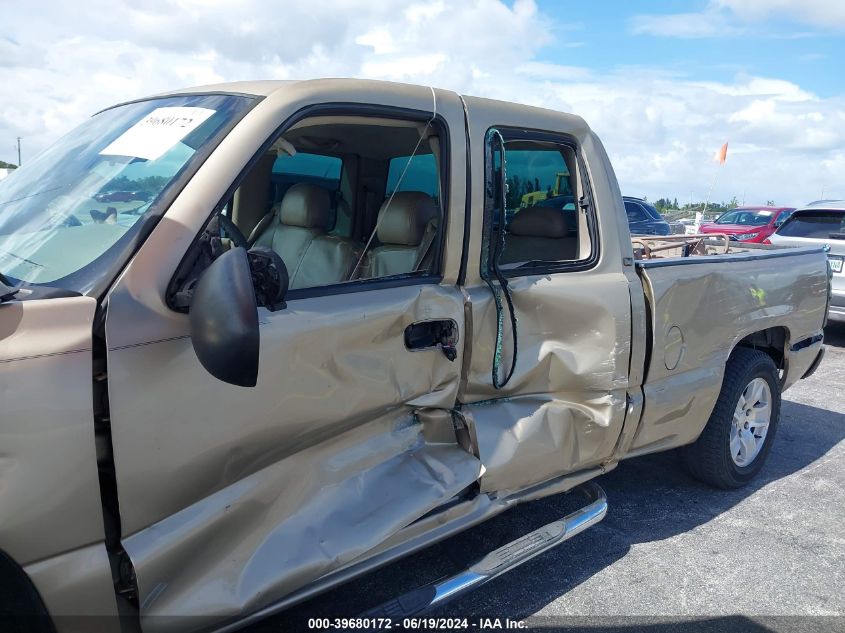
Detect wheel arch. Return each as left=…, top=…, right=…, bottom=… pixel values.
left=733, top=325, right=789, bottom=383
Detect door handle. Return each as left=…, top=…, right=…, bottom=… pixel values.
left=404, top=319, right=458, bottom=362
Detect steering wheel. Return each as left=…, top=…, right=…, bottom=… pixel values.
left=217, top=213, right=249, bottom=250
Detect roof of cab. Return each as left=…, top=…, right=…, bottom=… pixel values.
left=156, top=79, right=297, bottom=98
left=149, top=78, right=589, bottom=132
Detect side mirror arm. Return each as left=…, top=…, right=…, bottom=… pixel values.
left=247, top=247, right=288, bottom=312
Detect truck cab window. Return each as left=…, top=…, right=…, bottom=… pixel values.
left=198, top=115, right=445, bottom=296
left=488, top=138, right=592, bottom=270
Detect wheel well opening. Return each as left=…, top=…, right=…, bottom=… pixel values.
left=735, top=326, right=788, bottom=370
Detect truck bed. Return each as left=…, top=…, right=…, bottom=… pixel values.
left=632, top=233, right=790, bottom=260
left=625, top=240, right=829, bottom=456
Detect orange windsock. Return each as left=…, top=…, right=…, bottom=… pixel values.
left=714, top=141, right=728, bottom=165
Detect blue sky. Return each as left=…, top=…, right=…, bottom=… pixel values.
left=2, top=0, right=844, bottom=204
left=536, top=0, right=843, bottom=98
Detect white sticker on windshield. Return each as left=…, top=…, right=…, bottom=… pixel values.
left=99, top=107, right=215, bottom=160
left=758, top=210, right=773, bottom=216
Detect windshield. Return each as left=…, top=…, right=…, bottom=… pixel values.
left=0, top=93, right=254, bottom=294
left=714, top=209, right=774, bottom=226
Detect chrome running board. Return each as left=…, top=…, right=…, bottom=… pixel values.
left=362, top=482, right=607, bottom=618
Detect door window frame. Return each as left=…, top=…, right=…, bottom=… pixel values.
left=482, top=126, right=600, bottom=279
left=167, top=102, right=453, bottom=307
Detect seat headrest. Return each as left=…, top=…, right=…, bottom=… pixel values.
left=376, top=191, right=439, bottom=246
left=508, top=206, right=569, bottom=238
left=279, top=183, right=330, bottom=229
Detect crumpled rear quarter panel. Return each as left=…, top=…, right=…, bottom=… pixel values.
left=631, top=251, right=828, bottom=453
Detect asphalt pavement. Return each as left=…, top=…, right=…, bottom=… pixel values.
left=251, top=323, right=845, bottom=633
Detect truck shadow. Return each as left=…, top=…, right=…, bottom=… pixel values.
left=261, top=398, right=844, bottom=631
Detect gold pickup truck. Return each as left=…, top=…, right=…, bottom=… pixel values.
left=0, top=79, right=829, bottom=633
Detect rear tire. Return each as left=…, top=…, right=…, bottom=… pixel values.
left=682, top=347, right=781, bottom=489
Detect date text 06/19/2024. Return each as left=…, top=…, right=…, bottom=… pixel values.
left=306, top=617, right=527, bottom=629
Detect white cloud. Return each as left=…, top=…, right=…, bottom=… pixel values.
left=715, top=0, right=845, bottom=30
left=1, top=0, right=844, bottom=204
left=355, top=30, right=397, bottom=55
left=630, top=10, right=743, bottom=38
left=632, top=0, right=845, bottom=41
left=516, top=61, right=591, bottom=81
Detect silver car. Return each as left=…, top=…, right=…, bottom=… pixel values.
left=769, top=199, right=845, bottom=322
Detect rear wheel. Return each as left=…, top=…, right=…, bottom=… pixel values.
left=682, top=348, right=781, bottom=489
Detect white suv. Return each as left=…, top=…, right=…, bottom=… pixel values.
left=769, top=200, right=845, bottom=322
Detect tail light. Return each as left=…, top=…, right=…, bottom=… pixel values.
left=762, top=238, right=772, bottom=245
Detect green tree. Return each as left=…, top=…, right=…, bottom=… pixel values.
left=0, top=160, right=17, bottom=170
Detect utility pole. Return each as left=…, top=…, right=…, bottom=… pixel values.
left=16, top=137, right=22, bottom=166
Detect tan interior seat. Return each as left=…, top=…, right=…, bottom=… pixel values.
left=364, top=192, right=439, bottom=278
left=292, top=235, right=361, bottom=289
left=252, top=183, right=329, bottom=279
left=500, top=206, right=577, bottom=264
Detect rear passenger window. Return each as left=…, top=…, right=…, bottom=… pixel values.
left=387, top=154, right=440, bottom=201
left=272, top=152, right=341, bottom=193
left=485, top=135, right=594, bottom=271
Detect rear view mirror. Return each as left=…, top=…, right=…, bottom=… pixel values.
left=190, top=247, right=259, bottom=387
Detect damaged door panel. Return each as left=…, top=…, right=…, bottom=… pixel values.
left=456, top=98, right=636, bottom=492
left=460, top=274, right=632, bottom=493
left=106, top=283, right=477, bottom=625
left=122, top=409, right=481, bottom=631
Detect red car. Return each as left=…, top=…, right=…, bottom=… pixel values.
left=699, top=206, right=795, bottom=243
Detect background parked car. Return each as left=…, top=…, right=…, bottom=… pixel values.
left=699, top=206, right=794, bottom=243
left=767, top=200, right=844, bottom=322
left=623, top=196, right=672, bottom=235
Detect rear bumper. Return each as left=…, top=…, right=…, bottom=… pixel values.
left=802, top=347, right=826, bottom=380
left=828, top=291, right=845, bottom=322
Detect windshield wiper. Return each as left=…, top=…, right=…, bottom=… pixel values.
left=0, top=183, right=69, bottom=208
left=829, top=233, right=845, bottom=240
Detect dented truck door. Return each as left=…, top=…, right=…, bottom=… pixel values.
left=458, top=96, right=636, bottom=495
left=101, top=84, right=480, bottom=631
